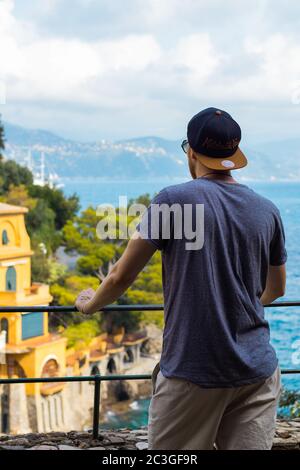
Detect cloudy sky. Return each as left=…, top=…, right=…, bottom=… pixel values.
left=0, top=0, right=300, bottom=143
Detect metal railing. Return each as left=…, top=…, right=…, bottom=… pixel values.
left=0, top=301, right=300, bottom=439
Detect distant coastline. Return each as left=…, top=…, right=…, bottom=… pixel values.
left=4, top=121, right=300, bottom=183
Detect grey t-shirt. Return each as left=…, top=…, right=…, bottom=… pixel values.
left=137, top=178, right=287, bottom=388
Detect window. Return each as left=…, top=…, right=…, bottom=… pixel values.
left=2, top=230, right=9, bottom=245
left=89, top=365, right=101, bottom=385
left=91, top=365, right=100, bottom=376
left=124, top=348, right=134, bottom=363
left=6, top=267, right=16, bottom=291
left=0, top=318, right=9, bottom=343
left=22, top=312, right=44, bottom=340
left=106, top=357, right=117, bottom=374
left=1, top=394, right=9, bottom=433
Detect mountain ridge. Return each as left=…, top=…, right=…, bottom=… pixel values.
left=2, top=121, right=300, bottom=181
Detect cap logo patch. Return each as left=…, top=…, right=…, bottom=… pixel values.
left=202, top=137, right=240, bottom=150
left=221, top=160, right=235, bottom=168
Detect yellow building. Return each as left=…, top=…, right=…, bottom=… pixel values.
left=0, top=202, right=147, bottom=434
left=0, top=202, right=67, bottom=399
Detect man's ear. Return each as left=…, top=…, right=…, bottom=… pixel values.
left=188, top=147, right=197, bottom=162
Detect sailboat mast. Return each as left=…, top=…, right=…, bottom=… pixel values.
left=41, top=152, right=45, bottom=186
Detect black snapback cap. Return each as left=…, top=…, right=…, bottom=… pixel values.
left=187, top=107, right=247, bottom=170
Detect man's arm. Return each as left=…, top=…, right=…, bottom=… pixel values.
left=75, top=232, right=157, bottom=314
left=260, top=264, right=286, bottom=305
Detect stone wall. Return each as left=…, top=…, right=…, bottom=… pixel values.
left=0, top=420, right=299, bottom=450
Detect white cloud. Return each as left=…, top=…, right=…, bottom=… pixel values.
left=9, top=35, right=161, bottom=102
left=244, top=34, right=300, bottom=100
left=31, top=0, right=62, bottom=15
left=174, top=33, right=220, bottom=80
left=0, top=2, right=221, bottom=105
left=0, top=0, right=162, bottom=100
left=1, top=0, right=300, bottom=140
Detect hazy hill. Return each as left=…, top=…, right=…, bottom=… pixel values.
left=3, top=122, right=300, bottom=181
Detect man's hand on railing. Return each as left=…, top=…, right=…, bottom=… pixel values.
left=74, top=232, right=157, bottom=315
left=75, top=288, right=96, bottom=314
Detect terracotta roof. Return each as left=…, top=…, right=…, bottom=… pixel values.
left=4, top=345, right=31, bottom=354
left=89, top=350, right=108, bottom=360
left=123, top=332, right=148, bottom=344
left=66, top=354, right=77, bottom=367
left=106, top=342, right=124, bottom=353
left=21, top=333, right=66, bottom=348
left=4, top=334, right=66, bottom=354
left=66, top=350, right=89, bottom=367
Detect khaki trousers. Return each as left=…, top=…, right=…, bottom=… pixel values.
left=148, top=363, right=281, bottom=450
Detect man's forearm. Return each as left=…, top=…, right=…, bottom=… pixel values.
left=260, top=288, right=283, bottom=306
left=83, top=271, right=134, bottom=314
left=76, top=234, right=157, bottom=314
left=260, top=264, right=286, bottom=306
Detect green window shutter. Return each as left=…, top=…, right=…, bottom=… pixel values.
left=22, top=313, right=44, bottom=340
left=2, top=230, right=9, bottom=245
left=6, top=267, right=16, bottom=291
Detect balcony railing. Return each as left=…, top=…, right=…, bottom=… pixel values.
left=0, top=301, right=300, bottom=439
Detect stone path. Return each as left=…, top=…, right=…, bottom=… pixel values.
left=0, top=420, right=299, bottom=450
left=273, top=419, right=300, bottom=450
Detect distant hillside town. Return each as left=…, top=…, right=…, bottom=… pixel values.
left=3, top=121, right=300, bottom=182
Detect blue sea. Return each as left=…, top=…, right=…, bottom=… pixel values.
left=62, top=178, right=300, bottom=426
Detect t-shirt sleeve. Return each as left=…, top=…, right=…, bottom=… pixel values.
left=269, top=209, right=288, bottom=266
left=135, top=189, right=171, bottom=251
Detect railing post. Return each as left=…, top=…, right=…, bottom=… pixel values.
left=92, top=374, right=101, bottom=439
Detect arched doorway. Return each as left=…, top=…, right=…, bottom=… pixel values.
left=1, top=393, right=9, bottom=433
left=12, top=361, right=26, bottom=378
left=91, top=365, right=100, bottom=376
left=0, top=318, right=9, bottom=343
left=124, top=348, right=134, bottom=364
left=106, top=357, right=117, bottom=374
left=89, top=365, right=101, bottom=385
left=6, top=267, right=16, bottom=291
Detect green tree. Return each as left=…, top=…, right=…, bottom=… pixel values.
left=26, top=199, right=61, bottom=253
left=128, top=193, right=151, bottom=207
left=62, top=195, right=164, bottom=332
left=63, top=206, right=123, bottom=278
left=29, top=184, right=79, bottom=230
left=31, top=246, right=51, bottom=283
left=51, top=274, right=100, bottom=305
left=50, top=274, right=101, bottom=327
left=0, top=160, right=33, bottom=194
left=0, top=116, right=4, bottom=158
left=62, top=318, right=102, bottom=349
left=2, top=184, right=36, bottom=209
